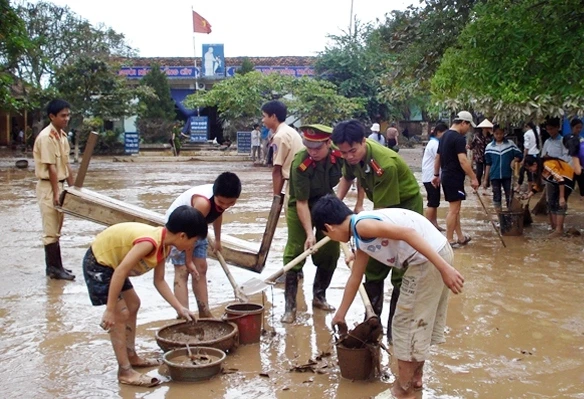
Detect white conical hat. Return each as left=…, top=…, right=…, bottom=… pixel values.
left=476, top=119, right=493, bottom=128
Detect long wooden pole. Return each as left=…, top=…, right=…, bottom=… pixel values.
left=74, top=131, right=99, bottom=188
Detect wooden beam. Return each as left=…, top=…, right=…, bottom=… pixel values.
left=74, top=131, right=99, bottom=188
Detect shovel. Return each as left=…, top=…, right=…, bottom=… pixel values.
left=215, top=250, right=249, bottom=302
left=239, top=236, right=331, bottom=296
left=334, top=243, right=382, bottom=348
left=475, top=191, right=507, bottom=248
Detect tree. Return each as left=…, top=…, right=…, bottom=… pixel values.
left=375, top=0, right=481, bottom=116
left=53, top=56, right=139, bottom=126
left=14, top=1, right=136, bottom=110
left=237, top=58, right=255, bottom=75
left=185, top=71, right=364, bottom=136
left=136, top=63, right=176, bottom=143
left=431, top=0, right=584, bottom=121
left=315, top=21, right=389, bottom=121
left=0, top=0, right=30, bottom=109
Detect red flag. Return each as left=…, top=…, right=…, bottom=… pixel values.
left=192, top=11, right=212, bottom=34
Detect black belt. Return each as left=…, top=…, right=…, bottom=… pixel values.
left=41, top=179, right=65, bottom=183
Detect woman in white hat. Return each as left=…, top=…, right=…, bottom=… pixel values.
left=368, top=123, right=386, bottom=146
left=469, top=119, right=494, bottom=193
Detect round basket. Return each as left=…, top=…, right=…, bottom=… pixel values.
left=163, top=346, right=226, bottom=382
left=15, top=160, right=29, bottom=169
left=156, top=319, right=239, bottom=353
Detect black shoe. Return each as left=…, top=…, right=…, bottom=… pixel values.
left=46, top=266, right=75, bottom=281
left=312, top=267, right=335, bottom=311
left=281, top=271, right=298, bottom=323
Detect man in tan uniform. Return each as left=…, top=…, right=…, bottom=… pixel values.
left=261, top=100, right=303, bottom=195
left=33, top=99, right=76, bottom=280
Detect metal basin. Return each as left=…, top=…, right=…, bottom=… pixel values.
left=163, top=346, right=226, bottom=382
left=156, top=319, right=239, bottom=353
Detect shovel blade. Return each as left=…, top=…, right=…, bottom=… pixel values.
left=240, top=277, right=270, bottom=296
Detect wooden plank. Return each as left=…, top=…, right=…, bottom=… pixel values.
left=74, top=131, right=99, bottom=188
left=59, top=187, right=264, bottom=272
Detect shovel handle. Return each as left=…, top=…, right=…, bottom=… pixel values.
left=474, top=191, right=507, bottom=248
left=340, top=242, right=377, bottom=320
left=264, top=236, right=331, bottom=282
left=216, top=250, right=248, bottom=302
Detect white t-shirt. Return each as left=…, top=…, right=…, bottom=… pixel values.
left=368, top=132, right=386, bottom=146
left=351, top=208, right=447, bottom=269
left=523, top=128, right=540, bottom=155
left=251, top=129, right=260, bottom=146
left=165, top=184, right=213, bottom=222
left=421, top=137, right=440, bottom=183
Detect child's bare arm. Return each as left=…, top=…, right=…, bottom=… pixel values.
left=102, top=242, right=153, bottom=329
left=332, top=249, right=369, bottom=327
left=212, top=215, right=222, bottom=252
left=153, top=260, right=196, bottom=321
left=357, top=220, right=465, bottom=294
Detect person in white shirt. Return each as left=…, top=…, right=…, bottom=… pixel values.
left=311, top=195, right=463, bottom=398
left=542, top=118, right=570, bottom=162
left=250, top=124, right=261, bottom=163
left=517, top=121, right=541, bottom=191
left=368, top=123, right=386, bottom=146
left=422, top=122, right=448, bottom=231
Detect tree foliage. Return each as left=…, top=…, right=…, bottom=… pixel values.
left=315, top=21, right=389, bottom=121
left=0, top=0, right=30, bottom=109
left=185, top=71, right=364, bottom=135
left=237, top=58, right=255, bottom=75
left=375, top=0, right=480, bottom=112
left=135, top=63, right=176, bottom=143
left=431, top=0, right=584, bottom=122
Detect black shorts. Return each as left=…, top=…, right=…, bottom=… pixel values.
left=423, top=182, right=441, bottom=208
left=442, top=183, right=466, bottom=202
left=83, top=247, right=133, bottom=306
left=387, top=138, right=397, bottom=149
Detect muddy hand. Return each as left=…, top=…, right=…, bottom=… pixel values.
left=178, top=307, right=197, bottom=322
left=332, top=320, right=348, bottom=337
left=442, top=265, right=465, bottom=294
left=101, top=309, right=116, bottom=331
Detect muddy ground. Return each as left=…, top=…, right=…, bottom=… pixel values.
left=0, top=148, right=583, bottom=398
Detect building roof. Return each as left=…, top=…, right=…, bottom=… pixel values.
left=115, top=56, right=316, bottom=67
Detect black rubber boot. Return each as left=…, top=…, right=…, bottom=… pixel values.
left=312, top=267, right=335, bottom=311
left=363, top=279, right=384, bottom=317
left=57, top=242, right=73, bottom=274
left=281, top=271, right=298, bottom=323
left=45, top=242, right=75, bottom=281
left=387, top=287, right=399, bottom=344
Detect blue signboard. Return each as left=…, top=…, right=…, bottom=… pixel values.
left=190, top=116, right=208, bottom=143
left=202, top=44, right=225, bottom=78
left=124, top=132, right=139, bottom=154
left=118, top=66, right=200, bottom=79
left=237, top=131, right=252, bottom=154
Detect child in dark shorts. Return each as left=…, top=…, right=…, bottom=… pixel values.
left=82, top=205, right=207, bottom=387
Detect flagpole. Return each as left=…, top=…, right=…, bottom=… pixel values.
left=192, top=6, right=200, bottom=117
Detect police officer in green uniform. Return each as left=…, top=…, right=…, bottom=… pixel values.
left=281, top=124, right=344, bottom=323
left=331, top=120, right=423, bottom=342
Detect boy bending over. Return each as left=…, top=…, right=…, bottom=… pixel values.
left=311, top=195, right=464, bottom=399
left=165, top=172, right=241, bottom=318
left=83, top=205, right=207, bottom=387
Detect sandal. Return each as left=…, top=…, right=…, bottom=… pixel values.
left=457, top=235, right=472, bottom=246
left=119, top=374, right=161, bottom=387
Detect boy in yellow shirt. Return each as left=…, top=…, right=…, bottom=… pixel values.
left=82, top=205, right=207, bottom=387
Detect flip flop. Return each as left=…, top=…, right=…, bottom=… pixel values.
left=119, top=374, right=161, bottom=388
left=131, top=358, right=162, bottom=368
left=457, top=235, right=472, bottom=246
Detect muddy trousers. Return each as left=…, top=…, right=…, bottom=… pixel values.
left=281, top=206, right=340, bottom=323
left=364, top=257, right=404, bottom=342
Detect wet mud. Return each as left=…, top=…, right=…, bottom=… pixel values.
left=0, top=149, right=583, bottom=398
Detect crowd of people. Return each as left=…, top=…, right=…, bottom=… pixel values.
left=33, top=98, right=581, bottom=395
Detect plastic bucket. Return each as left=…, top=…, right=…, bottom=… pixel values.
left=498, top=210, right=524, bottom=236
left=223, top=303, right=263, bottom=345
left=336, top=343, right=379, bottom=380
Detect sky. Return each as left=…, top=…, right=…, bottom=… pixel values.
left=36, top=0, right=413, bottom=58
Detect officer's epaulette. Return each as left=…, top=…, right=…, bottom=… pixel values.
left=370, top=159, right=384, bottom=176
left=330, top=149, right=342, bottom=164
left=49, top=129, right=60, bottom=140
left=298, top=157, right=314, bottom=172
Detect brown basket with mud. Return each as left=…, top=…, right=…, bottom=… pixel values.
left=156, top=319, right=239, bottom=353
